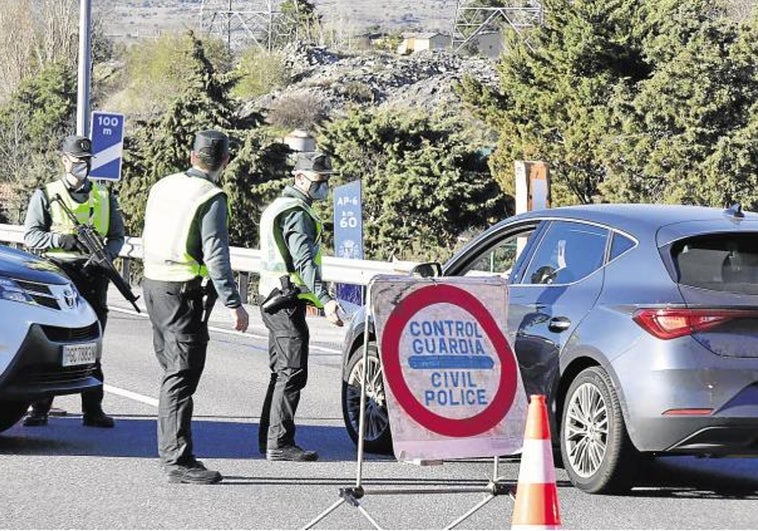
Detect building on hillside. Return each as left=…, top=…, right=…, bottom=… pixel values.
left=397, top=32, right=451, bottom=55
left=470, top=31, right=504, bottom=59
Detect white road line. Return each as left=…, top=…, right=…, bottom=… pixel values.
left=104, top=384, right=158, bottom=407
left=109, top=306, right=342, bottom=354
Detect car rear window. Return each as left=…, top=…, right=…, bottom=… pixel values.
left=673, top=233, right=758, bottom=294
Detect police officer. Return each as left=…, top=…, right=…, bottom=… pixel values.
left=142, top=130, right=249, bottom=484
left=22, top=134, right=124, bottom=428
left=258, top=151, right=344, bottom=462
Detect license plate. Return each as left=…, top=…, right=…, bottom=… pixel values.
left=62, top=343, right=97, bottom=367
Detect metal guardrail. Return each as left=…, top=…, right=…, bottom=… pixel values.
left=0, top=224, right=418, bottom=302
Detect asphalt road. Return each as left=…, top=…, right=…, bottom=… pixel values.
left=1, top=290, right=757, bottom=529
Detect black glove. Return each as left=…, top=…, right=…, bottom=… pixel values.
left=58, top=233, right=81, bottom=252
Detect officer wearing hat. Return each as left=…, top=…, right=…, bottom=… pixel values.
left=257, top=151, right=344, bottom=462
left=22, top=134, right=125, bottom=428
left=142, top=129, right=249, bottom=484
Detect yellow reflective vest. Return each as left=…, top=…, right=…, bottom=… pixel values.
left=259, top=196, right=324, bottom=308
left=142, top=172, right=225, bottom=281
left=44, top=179, right=110, bottom=261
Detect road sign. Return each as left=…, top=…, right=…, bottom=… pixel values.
left=371, top=276, right=527, bottom=460
left=333, top=180, right=364, bottom=312
left=89, top=111, right=125, bottom=181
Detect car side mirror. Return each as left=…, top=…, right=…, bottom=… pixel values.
left=411, top=262, right=442, bottom=278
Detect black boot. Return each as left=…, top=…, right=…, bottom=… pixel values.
left=82, top=410, right=115, bottom=428
left=23, top=409, right=48, bottom=427
left=23, top=398, right=53, bottom=427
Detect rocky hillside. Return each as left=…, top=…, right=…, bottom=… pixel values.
left=245, top=42, right=499, bottom=119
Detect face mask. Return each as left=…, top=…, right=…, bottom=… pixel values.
left=69, top=161, right=89, bottom=181
left=308, top=181, right=329, bottom=201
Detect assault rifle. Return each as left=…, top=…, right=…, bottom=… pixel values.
left=52, top=193, right=141, bottom=313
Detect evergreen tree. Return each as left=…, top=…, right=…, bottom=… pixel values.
left=463, top=0, right=758, bottom=209
left=600, top=2, right=758, bottom=206
left=463, top=0, right=650, bottom=205
left=116, top=31, right=274, bottom=246
left=318, top=107, right=508, bottom=262
left=0, top=61, right=77, bottom=221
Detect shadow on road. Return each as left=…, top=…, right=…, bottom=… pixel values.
left=0, top=417, right=365, bottom=462
left=624, top=457, right=758, bottom=500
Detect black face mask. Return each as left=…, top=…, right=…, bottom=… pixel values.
left=308, top=180, right=329, bottom=200
left=69, top=161, right=90, bottom=181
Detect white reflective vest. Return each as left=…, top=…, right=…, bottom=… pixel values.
left=259, top=196, right=324, bottom=308
left=142, top=172, right=225, bottom=281
left=44, top=179, right=110, bottom=261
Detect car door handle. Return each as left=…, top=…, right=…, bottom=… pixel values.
left=548, top=316, right=571, bottom=332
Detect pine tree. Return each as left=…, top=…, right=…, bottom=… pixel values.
left=318, top=107, right=508, bottom=262
left=116, top=30, right=279, bottom=246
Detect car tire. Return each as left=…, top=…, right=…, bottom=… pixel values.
left=560, top=366, right=639, bottom=494
left=341, top=343, right=393, bottom=454
left=0, top=400, right=31, bottom=433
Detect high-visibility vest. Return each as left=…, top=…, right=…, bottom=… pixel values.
left=259, top=196, right=324, bottom=308
left=44, top=179, right=110, bottom=261
left=142, top=172, right=225, bottom=281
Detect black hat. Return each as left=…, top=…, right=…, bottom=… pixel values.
left=293, top=152, right=333, bottom=175
left=61, top=135, right=93, bottom=158
left=193, top=130, right=229, bottom=168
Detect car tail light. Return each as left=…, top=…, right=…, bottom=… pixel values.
left=632, top=308, right=758, bottom=340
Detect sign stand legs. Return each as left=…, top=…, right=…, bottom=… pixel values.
left=303, top=282, right=516, bottom=530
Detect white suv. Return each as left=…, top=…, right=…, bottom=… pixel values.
left=0, top=244, right=102, bottom=432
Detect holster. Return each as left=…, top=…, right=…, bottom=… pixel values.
left=262, top=275, right=301, bottom=314
left=202, top=280, right=218, bottom=324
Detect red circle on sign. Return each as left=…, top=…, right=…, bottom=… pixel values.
left=380, top=284, right=517, bottom=437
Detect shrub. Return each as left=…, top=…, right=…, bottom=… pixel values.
left=267, top=90, right=327, bottom=130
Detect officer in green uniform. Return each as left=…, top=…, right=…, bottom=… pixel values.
left=22, top=134, right=124, bottom=428
left=142, top=130, right=249, bottom=484
left=258, top=152, right=344, bottom=462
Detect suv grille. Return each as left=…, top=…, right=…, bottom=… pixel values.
left=14, top=279, right=60, bottom=310
left=41, top=322, right=100, bottom=342
left=9, top=363, right=96, bottom=386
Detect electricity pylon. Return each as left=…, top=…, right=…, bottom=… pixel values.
left=451, top=1, right=544, bottom=53
left=199, top=0, right=290, bottom=51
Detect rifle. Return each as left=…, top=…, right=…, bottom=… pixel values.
left=51, top=193, right=141, bottom=313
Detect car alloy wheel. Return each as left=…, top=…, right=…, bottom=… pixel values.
left=560, top=366, right=639, bottom=493
left=340, top=343, right=393, bottom=454
left=564, top=382, right=608, bottom=478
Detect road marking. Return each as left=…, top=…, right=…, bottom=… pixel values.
left=109, top=306, right=342, bottom=354
left=104, top=384, right=158, bottom=407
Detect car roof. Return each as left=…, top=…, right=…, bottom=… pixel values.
left=511, top=203, right=758, bottom=234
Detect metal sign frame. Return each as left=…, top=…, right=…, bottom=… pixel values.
left=303, top=278, right=517, bottom=530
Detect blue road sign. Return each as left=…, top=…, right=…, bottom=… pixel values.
left=89, top=111, right=125, bottom=181
left=333, top=180, right=364, bottom=312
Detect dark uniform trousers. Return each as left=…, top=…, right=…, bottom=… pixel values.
left=32, top=261, right=109, bottom=415
left=258, top=296, right=309, bottom=451
left=143, top=277, right=209, bottom=467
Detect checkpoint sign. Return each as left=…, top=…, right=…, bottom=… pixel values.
left=89, top=111, right=125, bottom=181
left=371, top=276, right=527, bottom=461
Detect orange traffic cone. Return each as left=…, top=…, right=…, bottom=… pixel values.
left=511, top=394, right=561, bottom=530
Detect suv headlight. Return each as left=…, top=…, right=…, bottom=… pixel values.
left=0, top=276, right=33, bottom=303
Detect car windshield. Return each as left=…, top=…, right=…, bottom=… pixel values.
left=673, top=232, right=758, bottom=295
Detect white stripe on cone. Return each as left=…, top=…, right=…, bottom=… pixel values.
left=517, top=439, right=557, bottom=484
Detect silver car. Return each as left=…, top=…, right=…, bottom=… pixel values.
left=340, top=203, right=758, bottom=493
left=0, top=244, right=102, bottom=432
